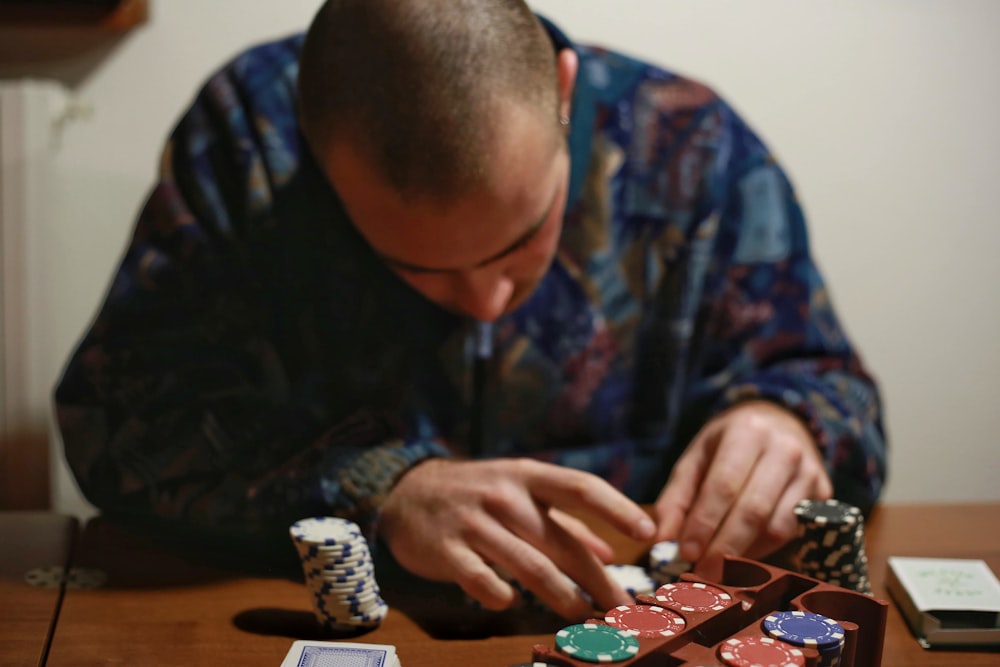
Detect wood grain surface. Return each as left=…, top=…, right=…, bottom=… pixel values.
left=0, top=512, right=78, bottom=667
left=38, top=503, right=1000, bottom=666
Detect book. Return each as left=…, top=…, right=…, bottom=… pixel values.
left=886, top=556, right=1000, bottom=648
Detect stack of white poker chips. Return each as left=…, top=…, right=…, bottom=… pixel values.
left=604, top=564, right=658, bottom=598
left=290, top=517, right=388, bottom=631
left=793, top=499, right=872, bottom=596
left=648, top=540, right=692, bottom=585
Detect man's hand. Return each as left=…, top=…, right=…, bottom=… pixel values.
left=653, top=400, right=833, bottom=580
left=378, top=458, right=656, bottom=619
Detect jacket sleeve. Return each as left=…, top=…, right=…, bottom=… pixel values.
left=681, top=102, right=887, bottom=515
left=53, top=41, right=449, bottom=538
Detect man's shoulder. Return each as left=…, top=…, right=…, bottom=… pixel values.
left=538, top=15, right=720, bottom=110
left=576, top=42, right=722, bottom=114
left=204, top=33, right=306, bottom=102
left=169, top=33, right=307, bottom=167
left=172, top=33, right=309, bottom=181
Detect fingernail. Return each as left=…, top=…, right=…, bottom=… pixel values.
left=681, top=540, right=701, bottom=562
left=636, top=518, right=656, bottom=540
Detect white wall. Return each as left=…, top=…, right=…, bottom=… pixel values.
left=1, top=0, right=328, bottom=516
left=4, top=0, right=997, bottom=516
left=527, top=0, right=1000, bottom=507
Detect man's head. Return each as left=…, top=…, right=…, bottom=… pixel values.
left=298, top=0, right=577, bottom=321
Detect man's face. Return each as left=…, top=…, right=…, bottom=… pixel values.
left=322, top=103, right=569, bottom=322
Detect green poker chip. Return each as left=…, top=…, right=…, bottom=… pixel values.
left=555, top=623, right=640, bottom=663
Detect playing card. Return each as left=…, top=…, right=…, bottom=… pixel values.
left=279, top=640, right=400, bottom=667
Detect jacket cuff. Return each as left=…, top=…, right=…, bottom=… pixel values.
left=329, top=437, right=452, bottom=539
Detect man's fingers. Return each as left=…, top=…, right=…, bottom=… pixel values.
left=653, top=434, right=712, bottom=542
left=447, top=541, right=518, bottom=611
left=548, top=507, right=616, bottom=564
left=695, top=444, right=798, bottom=578
left=470, top=519, right=598, bottom=620
left=469, top=467, right=635, bottom=614
left=535, top=512, right=633, bottom=613
left=748, top=460, right=834, bottom=560
left=493, top=497, right=633, bottom=614
left=382, top=457, right=643, bottom=619
left=677, top=432, right=761, bottom=563
left=520, top=460, right=655, bottom=542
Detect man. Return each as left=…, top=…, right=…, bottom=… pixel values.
left=55, top=0, right=886, bottom=620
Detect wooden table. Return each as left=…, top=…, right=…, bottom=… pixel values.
left=40, top=503, right=1000, bottom=666
left=0, top=512, right=78, bottom=667
left=864, top=503, right=1000, bottom=665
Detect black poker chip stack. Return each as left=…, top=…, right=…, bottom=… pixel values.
left=792, top=499, right=872, bottom=596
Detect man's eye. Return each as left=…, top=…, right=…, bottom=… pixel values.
left=507, top=235, right=532, bottom=254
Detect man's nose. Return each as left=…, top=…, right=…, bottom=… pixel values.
left=453, top=271, right=515, bottom=322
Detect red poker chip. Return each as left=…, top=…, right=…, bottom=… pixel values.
left=604, top=604, right=686, bottom=638
left=718, top=636, right=805, bottom=667
left=655, top=582, right=733, bottom=612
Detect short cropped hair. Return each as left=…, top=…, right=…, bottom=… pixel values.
left=298, top=0, right=560, bottom=202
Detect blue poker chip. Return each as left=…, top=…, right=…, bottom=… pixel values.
left=763, top=611, right=845, bottom=649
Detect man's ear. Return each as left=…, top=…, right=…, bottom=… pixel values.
left=556, top=48, right=578, bottom=122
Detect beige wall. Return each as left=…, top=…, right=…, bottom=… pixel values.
left=4, top=1, right=997, bottom=516
left=529, top=1, right=1000, bottom=507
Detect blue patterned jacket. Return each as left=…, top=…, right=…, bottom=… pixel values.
left=55, top=19, right=886, bottom=537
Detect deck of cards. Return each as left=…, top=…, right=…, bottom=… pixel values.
left=887, top=556, right=1000, bottom=648
left=280, top=640, right=400, bottom=666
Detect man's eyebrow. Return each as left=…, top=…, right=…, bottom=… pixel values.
left=380, top=188, right=559, bottom=274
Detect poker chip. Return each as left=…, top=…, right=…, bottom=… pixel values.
left=604, top=604, right=686, bottom=638
left=718, top=636, right=805, bottom=667
left=763, top=611, right=844, bottom=649
left=793, top=499, right=860, bottom=529
left=290, top=516, right=365, bottom=544
left=506, top=663, right=561, bottom=667
left=655, top=582, right=733, bottom=613
left=651, top=541, right=679, bottom=563
left=555, top=623, right=640, bottom=663
left=23, top=566, right=108, bottom=590
left=290, top=516, right=388, bottom=630
left=24, top=566, right=65, bottom=589
left=648, top=540, right=691, bottom=584
left=605, top=564, right=657, bottom=597
left=792, top=499, right=872, bottom=595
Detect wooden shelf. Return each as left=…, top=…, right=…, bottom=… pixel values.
left=0, top=0, right=147, bottom=31
left=0, top=0, right=148, bottom=67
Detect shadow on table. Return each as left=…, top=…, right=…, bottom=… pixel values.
left=372, top=547, right=570, bottom=640
left=232, top=547, right=569, bottom=642
left=84, top=515, right=568, bottom=640
left=231, top=598, right=567, bottom=643
left=232, top=608, right=364, bottom=640
left=73, top=516, right=302, bottom=589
